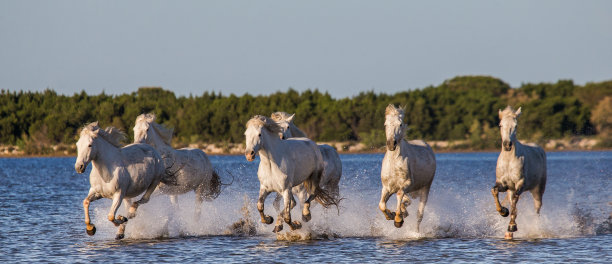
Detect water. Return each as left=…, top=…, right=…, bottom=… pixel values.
left=1, top=151, right=610, bottom=262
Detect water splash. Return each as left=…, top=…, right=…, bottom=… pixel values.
left=87, top=186, right=610, bottom=241
left=85, top=152, right=611, bottom=241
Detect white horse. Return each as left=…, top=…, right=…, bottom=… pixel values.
left=379, top=104, right=436, bottom=231
left=75, top=122, right=171, bottom=240
left=270, top=112, right=342, bottom=209
left=492, top=106, right=546, bottom=239
left=244, top=115, right=339, bottom=233
left=133, top=114, right=221, bottom=217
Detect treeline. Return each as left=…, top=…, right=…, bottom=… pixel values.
left=1, top=76, right=611, bottom=153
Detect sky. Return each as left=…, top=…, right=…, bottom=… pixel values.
left=1, top=0, right=611, bottom=99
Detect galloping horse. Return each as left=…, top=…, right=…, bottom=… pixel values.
left=270, top=112, right=342, bottom=209
left=492, top=106, right=546, bottom=239
left=134, top=113, right=221, bottom=217
left=244, top=115, right=339, bottom=233
left=379, top=104, right=436, bottom=231
left=75, top=122, right=172, bottom=239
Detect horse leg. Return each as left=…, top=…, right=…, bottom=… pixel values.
left=531, top=187, right=543, bottom=215
left=394, top=190, right=405, bottom=228
left=83, top=190, right=101, bottom=236
left=272, top=194, right=282, bottom=212
left=294, top=187, right=311, bottom=222
left=128, top=179, right=159, bottom=219
left=507, top=189, right=520, bottom=233
left=195, top=185, right=206, bottom=219
left=378, top=187, right=395, bottom=220
left=108, top=191, right=128, bottom=240
left=507, top=181, right=525, bottom=233
left=533, top=177, right=546, bottom=215
left=257, top=188, right=273, bottom=225
left=282, top=189, right=301, bottom=231
left=274, top=190, right=288, bottom=233
left=169, top=195, right=178, bottom=207
left=415, top=186, right=431, bottom=232
left=401, top=195, right=411, bottom=218
left=491, top=184, right=509, bottom=217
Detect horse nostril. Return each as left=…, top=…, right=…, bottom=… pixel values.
left=250, top=151, right=255, bottom=156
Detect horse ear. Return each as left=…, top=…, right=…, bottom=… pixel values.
left=90, top=121, right=100, bottom=135
left=287, top=114, right=295, bottom=122
left=515, top=107, right=522, bottom=118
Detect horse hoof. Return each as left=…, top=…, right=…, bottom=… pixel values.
left=504, top=232, right=514, bottom=239
left=507, top=223, right=517, bottom=232
left=290, top=221, right=302, bottom=231
left=273, top=225, right=283, bottom=233
left=115, top=234, right=125, bottom=240
left=86, top=225, right=96, bottom=236
left=394, top=220, right=404, bottom=228
left=263, top=216, right=273, bottom=225
left=302, top=213, right=311, bottom=222
left=500, top=207, right=509, bottom=217
left=118, top=215, right=128, bottom=223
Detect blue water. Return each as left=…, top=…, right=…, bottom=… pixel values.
left=1, top=151, right=610, bottom=262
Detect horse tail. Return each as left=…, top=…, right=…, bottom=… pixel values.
left=202, top=168, right=234, bottom=200
left=203, top=169, right=222, bottom=200
left=303, top=168, right=343, bottom=214
left=314, top=186, right=343, bottom=214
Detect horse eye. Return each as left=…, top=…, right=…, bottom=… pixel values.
left=88, top=144, right=92, bottom=147
left=258, top=133, right=261, bottom=137
left=499, top=124, right=502, bottom=127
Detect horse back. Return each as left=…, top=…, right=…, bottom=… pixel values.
left=120, top=143, right=164, bottom=180
left=282, top=138, right=324, bottom=189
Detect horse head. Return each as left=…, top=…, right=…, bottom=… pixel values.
left=245, top=115, right=283, bottom=161
left=498, top=106, right=522, bottom=151
left=75, top=122, right=100, bottom=173
left=134, top=113, right=174, bottom=147
left=271, top=112, right=295, bottom=139
left=384, top=104, right=406, bottom=151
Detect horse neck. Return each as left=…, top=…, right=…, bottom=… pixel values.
left=289, top=124, right=305, bottom=137
left=91, top=138, right=122, bottom=182
left=501, top=137, right=522, bottom=156
left=258, top=129, right=283, bottom=162
left=148, top=129, right=174, bottom=155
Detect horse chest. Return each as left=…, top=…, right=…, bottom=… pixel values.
left=257, top=160, right=290, bottom=190
left=496, top=155, right=524, bottom=184
left=382, top=155, right=411, bottom=189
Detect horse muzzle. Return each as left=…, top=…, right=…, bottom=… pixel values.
left=503, top=140, right=513, bottom=151
left=75, top=163, right=86, bottom=174
left=386, top=140, right=397, bottom=151
left=245, top=151, right=255, bottom=162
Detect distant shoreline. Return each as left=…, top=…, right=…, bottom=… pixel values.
left=1, top=137, right=609, bottom=158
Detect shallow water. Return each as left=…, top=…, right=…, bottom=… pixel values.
left=0, top=151, right=610, bottom=262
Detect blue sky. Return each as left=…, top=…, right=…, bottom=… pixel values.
left=1, top=0, right=610, bottom=98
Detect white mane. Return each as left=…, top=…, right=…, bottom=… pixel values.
left=246, top=115, right=283, bottom=135
left=385, top=104, right=405, bottom=119
left=499, top=105, right=519, bottom=120
left=80, top=121, right=126, bottom=148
